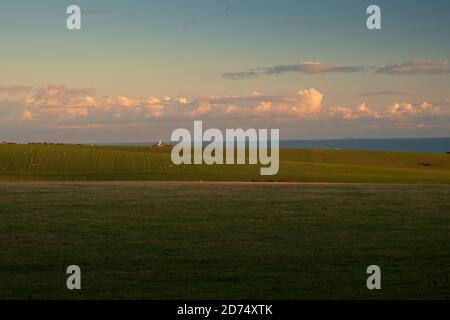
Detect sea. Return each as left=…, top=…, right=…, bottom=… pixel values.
left=278, top=138, right=450, bottom=153
left=105, top=138, right=450, bottom=153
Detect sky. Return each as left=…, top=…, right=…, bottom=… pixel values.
left=1, top=0, right=450, bottom=143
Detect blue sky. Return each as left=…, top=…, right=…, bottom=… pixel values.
left=1, top=0, right=450, bottom=142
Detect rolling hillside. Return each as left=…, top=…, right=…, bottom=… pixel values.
left=1, top=144, right=450, bottom=183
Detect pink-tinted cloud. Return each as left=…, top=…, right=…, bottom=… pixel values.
left=329, top=103, right=381, bottom=120
left=387, top=102, right=441, bottom=117
left=1, top=84, right=450, bottom=137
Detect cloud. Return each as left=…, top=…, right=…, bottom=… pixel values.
left=185, top=101, right=213, bottom=117
left=6, top=85, right=326, bottom=128
left=222, top=71, right=259, bottom=80
left=176, top=97, right=189, bottom=105
left=386, top=102, right=441, bottom=117
left=21, top=109, right=33, bottom=121
left=14, top=85, right=450, bottom=124
left=329, top=103, right=381, bottom=120
left=376, top=60, right=450, bottom=75
left=205, top=88, right=324, bottom=119
left=223, top=59, right=450, bottom=80
left=3, top=84, right=450, bottom=138
left=223, top=61, right=367, bottom=79
left=358, top=103, right=382, bottom=118
left=293, top=88, right=324, bottom=114
left=328, top=100, right=449, bottom=133
left=25, top=84, right=96, bottom=109
left=249, top=88, right=324, bottom=118
left=115, top=96, right=141, bottom=108
left=361, top=90, right=415, bottom=97
left=265, top=62, right=366, bottom=75
left=0, top=85, right=34, bottom=94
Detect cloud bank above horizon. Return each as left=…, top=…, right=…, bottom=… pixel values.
left=1, top=83, right=449, bottom=142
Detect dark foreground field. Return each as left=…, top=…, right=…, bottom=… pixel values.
left=1, top=182, right=449, bottom=299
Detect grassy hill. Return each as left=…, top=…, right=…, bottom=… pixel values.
left=1, top=143, right=450, bottom=183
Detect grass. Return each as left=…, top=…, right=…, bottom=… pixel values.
left=1, top=144, right=450, bottom=183
left=1, top=144, right=449, bottom=299
left=0, top=182, right=449, bottom=299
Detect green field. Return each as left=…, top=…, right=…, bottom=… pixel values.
left=0, top=182, right=449, bottom=299
left=1, top=144, right=450, bottom=183
left=1, top=144, right=449, bottom=299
